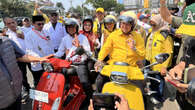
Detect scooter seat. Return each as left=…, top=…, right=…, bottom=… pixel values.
left=62, top=67, right=77, bottom=76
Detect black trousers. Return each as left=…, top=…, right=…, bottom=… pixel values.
left=87, top=59, right=98, bottom=84
left=0, top=95, right=21, bottom=110
left=95, top=74, right=110, bottom=93
left=31, top=70, right=44, bottom=87
left=17, top=62, right=31, bottom=92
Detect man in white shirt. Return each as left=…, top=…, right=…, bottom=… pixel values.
left=4, top=17, right=26, bottom=51
left=21, top=17, right=33, bottom=34
left=43, top=11, right=67, bottom=52
left=25, top=15, right=54, bottom=86
left=4, top=17, right=31, bottom=96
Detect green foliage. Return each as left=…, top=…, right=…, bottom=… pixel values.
left=56, top=2, right=64, bottom=10
left=86, top=0, right=124, bottom=14
left=0, top=0, right=34, bottom=17
left=177, top=2, right=184, bottom=7
left=69, top=6, right=91, bottom=17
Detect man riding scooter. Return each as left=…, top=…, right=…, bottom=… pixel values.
left=95, top=12, right=146, bottom=92
left=55, top=18, right=93, bottom=107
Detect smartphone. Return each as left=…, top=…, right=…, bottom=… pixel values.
left=92, top=93, right=120, bottom=110
left=167, top=79, right=179, bottom=87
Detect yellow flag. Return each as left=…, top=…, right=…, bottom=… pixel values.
left=144, top=0, right=149, bottom=8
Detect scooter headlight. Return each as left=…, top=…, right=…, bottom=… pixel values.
left=42, top=62, right=54, bottom=72
left=51, top=97, right=61, bottom=110
left=110, top=71, right=128, bottom=84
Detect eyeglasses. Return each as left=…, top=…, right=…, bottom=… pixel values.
left=84, top=24, right=92, bottom=27
left=37, top=23, right=44, bottom=26
left=24, top=20, right=30, bottom=22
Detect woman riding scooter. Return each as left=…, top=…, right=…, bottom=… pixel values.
left=55, top=18, right=93, bottom=106
left=79, top=16, right=100, bottom=84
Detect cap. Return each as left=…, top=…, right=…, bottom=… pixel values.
left=96, top=8, right=104, bottom=13
left=176, top=3, right=195, bottom=36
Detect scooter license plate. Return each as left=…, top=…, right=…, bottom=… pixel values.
left=29, top=89, right=49, bottom=103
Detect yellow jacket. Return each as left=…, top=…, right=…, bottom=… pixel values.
left=98, top=29, right=145, bottom=67
left=146, top=30, right=173, bottom=71
left=102, top=29, right=115, bottom=46
left=93, top=18, right=105, bottom=35
left=33, top=10, right=50, bottom=23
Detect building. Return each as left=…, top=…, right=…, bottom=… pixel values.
left=118, top=0, right=177, bottom=10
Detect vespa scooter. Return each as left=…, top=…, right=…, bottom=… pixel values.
left=30, top=48, right=86, bottom=110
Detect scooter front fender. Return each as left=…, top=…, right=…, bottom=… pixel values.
left=102, top=82, right=145, bottom=110
left=33, top=72, right=65, bottom=110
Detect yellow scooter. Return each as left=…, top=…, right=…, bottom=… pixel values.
left=75, top=47, right=169, bottom=110
left=100, top=53, right=169, bottom=110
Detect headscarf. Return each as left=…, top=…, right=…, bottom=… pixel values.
left=150, top=14, right=169, bottom=32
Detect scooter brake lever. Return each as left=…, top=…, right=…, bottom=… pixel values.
left=146, top=90, right=158, bottom=95
left=146, top=76, right=161, bottom=83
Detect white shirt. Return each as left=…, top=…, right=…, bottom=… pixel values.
left=25, top=29, right=54, bottom=71
left=137, top=20, right=151, bottom=35
left=43, top=22, right=67, bottom=50
left=6, top=28, right=26, bottom=52
left=55, top=34, right=91, bottom=63
left=21, top=25, right=33, bottom=34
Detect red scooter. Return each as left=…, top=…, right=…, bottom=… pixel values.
left=30, top=49, right=86, bottom=110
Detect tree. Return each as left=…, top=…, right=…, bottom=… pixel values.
left=86, top=0, right=124, bottom=14
left=56, top=2, right=64, bottom=10
left=0, top=0, right=34, bottom=17
left=56, top=2, right=65, bottom=16
left=68, top=5, right=91, bottom=18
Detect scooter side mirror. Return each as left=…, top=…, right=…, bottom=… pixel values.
left=155, top=53, right=169, bottom=64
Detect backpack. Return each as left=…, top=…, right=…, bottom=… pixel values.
left=181, top=36, right=195, bottom=66
left=0, top=37, right=22, bottom=108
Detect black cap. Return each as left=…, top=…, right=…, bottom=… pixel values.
left=32, top=15, right=45, bottom=23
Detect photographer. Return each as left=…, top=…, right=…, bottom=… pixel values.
left=88, top=93, right=131, bottom=110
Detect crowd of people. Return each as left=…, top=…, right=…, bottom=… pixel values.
left=0, top=0, right=195, bottom=110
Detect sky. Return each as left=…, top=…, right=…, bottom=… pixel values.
left=51, top=0, right=91, bottom=11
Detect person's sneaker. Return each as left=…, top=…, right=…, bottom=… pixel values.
left=21, top=93, right=30, bottom=104
left=21, top=87, right=29, bottom=104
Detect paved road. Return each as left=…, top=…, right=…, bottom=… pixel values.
left=22, top=68, right=180, bottom=110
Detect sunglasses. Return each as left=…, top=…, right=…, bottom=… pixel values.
left=37, top=23, right=44, bottom=26
left=51, top=14, right=58, bottom=17
left=150, top=23, right=156, bottom=27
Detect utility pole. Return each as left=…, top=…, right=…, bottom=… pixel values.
left=70, top=0, right=73, bottom=8
left=70, top=0, right=73, bottom=12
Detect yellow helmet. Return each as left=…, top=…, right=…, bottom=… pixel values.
left=121, top=11, right=137, bottom=23
left=104, top=15, right=117, bottom=31
left=104, top=15, right=117, bottom=24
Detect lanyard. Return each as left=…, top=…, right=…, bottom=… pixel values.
left=32, top=28, right=49, bottom=41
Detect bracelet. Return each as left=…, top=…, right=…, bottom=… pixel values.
left=160, top=3, right=167, bottom=7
